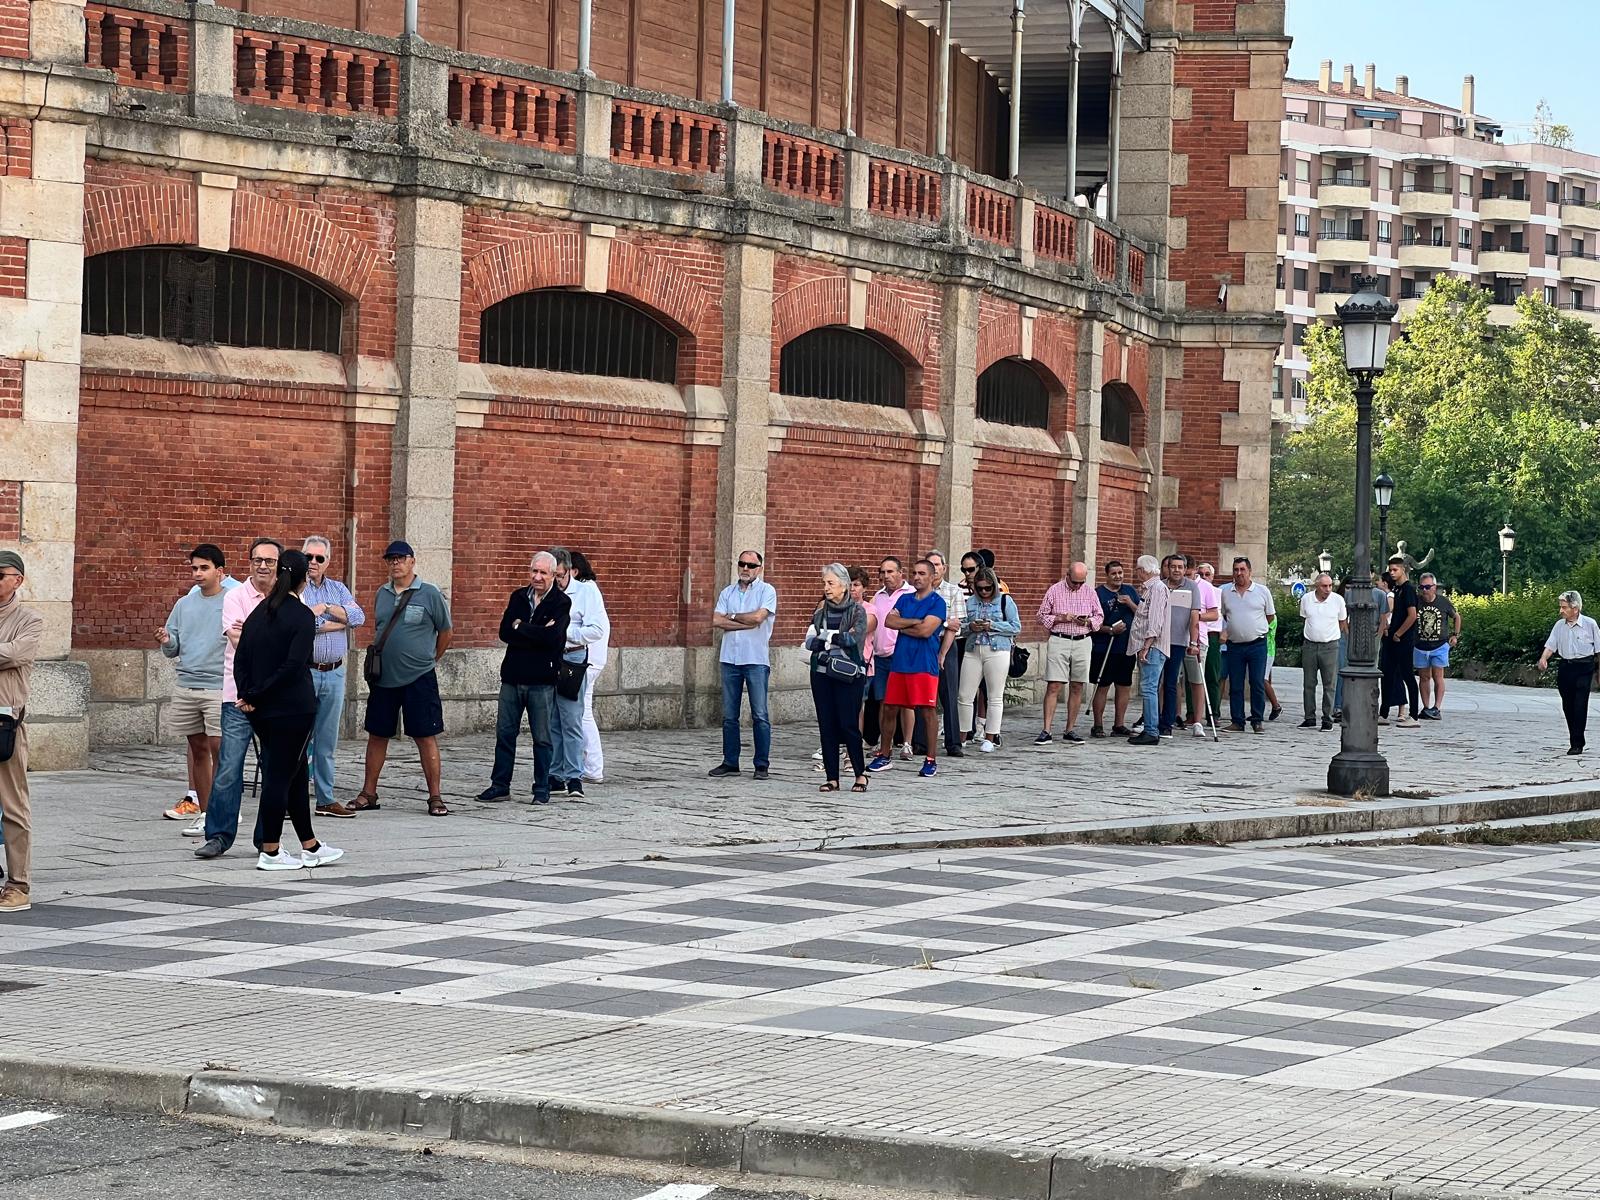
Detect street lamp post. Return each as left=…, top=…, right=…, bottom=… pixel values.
left=1374, top=472, right=1395, bottom=563
left=1329, top=275, right=1398, bottom=798
left=1318, top=549, right=1333, bottom=578
left=1499, top=522, right=1516, bottom=595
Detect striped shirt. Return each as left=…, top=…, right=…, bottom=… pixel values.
left=304, top=576, right=365, bottom=666
left=1129, top=578, right=1171, bottom=650
left=1037, top=579, right=1104, bottom=636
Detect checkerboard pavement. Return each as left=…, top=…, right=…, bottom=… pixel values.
left=6, top=838, right=1600, bottom=1195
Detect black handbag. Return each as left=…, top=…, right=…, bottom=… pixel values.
left=364, top=587, right=417, bottom=687
left=0, top=712, right=16, bottom=763
left=556, top=654, right=588, bottom=701
left=811, top=605, right=865, bottom=682
left=1008, top=645, right=1030, bottom=679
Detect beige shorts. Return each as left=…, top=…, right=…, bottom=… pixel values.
left=1045, top=635, right=1092, bottom=684
left=1182, top=639, right=1207, bottom=683
left=169, top=687, right=223, bottom=738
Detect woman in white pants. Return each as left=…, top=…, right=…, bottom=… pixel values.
left=957, top=568, right=1021, bottom=751
left=569, top=551, right=610, bottom=784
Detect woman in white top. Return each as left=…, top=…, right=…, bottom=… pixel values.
left=566, top=550, right=611, bottom=785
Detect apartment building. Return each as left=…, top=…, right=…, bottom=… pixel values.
left=1276, top=61, right=1600, bottom=417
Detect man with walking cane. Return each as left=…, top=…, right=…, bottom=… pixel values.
left=1090, top=561, right=1140, bottom=738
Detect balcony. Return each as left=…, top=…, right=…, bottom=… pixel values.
left=1316, top=237, right=1369, bottom=265
left=1314, top=292, right=1342, bottom=317
left=1561, top=302, right=1600, bottom=330
left=1480, top=196, right=1532, bottom=222
left=1559, top=251, right=1600, bottom=283
left=1398, top=241, right=1452, bottom=270
left=1397, top=296, right=1425, bottom=319
left=1487, top=302, right=1521, bottom=326
left=1562, top=202, right=1600, bottom=232
left=1399, top=187, right=1452, bottom=217
left=1479, top=249, right=1530, bottom=275
left=1317, top=181, right=1371, bottom=209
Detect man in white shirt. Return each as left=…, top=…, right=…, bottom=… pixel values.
left=1298, top=572, right=1348, bottom=731
left=924, top=551, right=968, bottom=757
left=710, top=550, right=777, bottom=779
left=1218, top=556, right=1276, bottom=733
left=1538, top=589, right=1600, bottom=756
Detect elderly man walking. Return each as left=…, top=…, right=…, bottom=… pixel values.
left=0, top=551, right=43, bottom=912
left=1126, top=555, right=1169, bottom=748
left=1538, top=591, right=1600, bottom=756
left=1298, top=572, right=1347, bottom=731
left=480, top=551, right=570, bottom=805
left=1035, top=561, right=1103, bottom=744
left=302, top=536, right=365, bottom=819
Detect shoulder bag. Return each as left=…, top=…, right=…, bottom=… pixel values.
left=363, top=587, right=417, bottom=687
left=814, top=604, right=866, bottom=683
left=1002, top=596, right=1031, bottom=678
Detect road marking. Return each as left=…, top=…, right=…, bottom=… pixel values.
left=630, top=1185, right=717, bottom=1200
left=0, top=1111, right=59, bottom=1132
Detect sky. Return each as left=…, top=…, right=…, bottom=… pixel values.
left=1285, top=0, right=1600, bottom=152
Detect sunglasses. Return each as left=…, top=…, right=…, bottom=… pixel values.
left=738, top=561, right=760, bottom=569
left=307, top=554, right=327, bottom=564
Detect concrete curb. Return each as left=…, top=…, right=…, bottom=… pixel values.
left=726, top=781, right=1600, bottom=854
left=0, top=1057, right=1528, bottom=1200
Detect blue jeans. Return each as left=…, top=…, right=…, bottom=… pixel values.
left=308, top=663, right=345, bottom=809
left=203, top=701, right=258, bottom=853
left=491, top=682, right=556, bottom=800
left=552, top=654, right=589, bottom=783
left=1159, top=645, right=1186, bottom=734
left=1138, top=648, right=1167, bottom=730
left=720, top=662, right=771, bottom=770
left=1227, top=637, right=1269, bottom=725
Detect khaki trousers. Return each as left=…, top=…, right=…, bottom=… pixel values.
left=0, top=722, right=29, bottom=890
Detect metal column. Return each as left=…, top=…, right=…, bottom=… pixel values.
left=577, top=0, right=593, bottom=75
left=1107, top=23, right=1124, bottom=220
left=934, top=0, right=952, bottom=157
left=842, top=0, right=857, bottom=134
left=1064, top=0, right=1081, bottom=202
left=1007, top=0, right=1024, bottom=178
left=722, top=0, right=736, bottom=104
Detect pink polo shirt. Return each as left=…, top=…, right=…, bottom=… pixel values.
left=870, top=584, right=914, bottom=661
left=220, top=579, right=270, bottom=703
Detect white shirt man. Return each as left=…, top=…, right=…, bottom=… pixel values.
left=1298, top=573, right=1348, bottom=730
left=710, top=551, right=777, bottom=779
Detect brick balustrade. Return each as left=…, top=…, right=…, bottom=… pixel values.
left=610, top=100, right=725, bottom=173
left=86, top=3, right=188, bottom=92
left=866, top=158, right=940, bottom=222
left=965, top=183, right=1015, bottom=245
left=1033, top=204, right=1076, bottom=262
left=448, top=71, right=574, bottom=151
left=762, top=131, right=843, bottom=203
left=1128, top=246, right=1146, bottom=294
left=1092, top=225, right=1117, bottom=282
left=234, top=32, right=397, bottom=117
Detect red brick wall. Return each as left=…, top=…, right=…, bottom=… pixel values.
left=452, top=404, right=712, bottom=649
left=73, top=373, right=390, bottom=646
left=971, top=452, right=1069, bottom=615
left=1169, top=50, right=1250, bottom=313
left=0, top=358, right=19, bottom=419
left=0, top=236, right=23, bottom=299
left=0, top=0, right=26, bottom=60
left=0, top=481, right=17, bottom=540
left=1, top=118, right=29, bottom=177
left=1161, top=347, right=1238, bottom=564
left=1182, top=0, right=1260, bottom=33
left=1097, top=464, right=1146, bottom=571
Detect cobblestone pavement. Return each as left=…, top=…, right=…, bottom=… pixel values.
left=67, top=672, right=1596, bottom=883
left=5, top=840, right=1600, bottom=1196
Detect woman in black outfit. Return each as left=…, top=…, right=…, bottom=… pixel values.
left=235, top=549, right=344, bottom=872
left=806, top=562, right=870, bottom=793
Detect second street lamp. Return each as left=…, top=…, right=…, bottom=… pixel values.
left=1499, top=522, right=1516, bottom=595
left=1329, top=275, right=1398, bottom=798
left=1374, top=471, right=1395, bottom=563
left=1318, top=549, right=1333, bottom=577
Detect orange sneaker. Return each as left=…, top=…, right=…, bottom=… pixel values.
left=164, top=796, right=200, bottom=820
left=0, top=885, right=31, bottom=913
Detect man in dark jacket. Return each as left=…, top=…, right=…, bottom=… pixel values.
left=478, top=551, right=571, bottom=805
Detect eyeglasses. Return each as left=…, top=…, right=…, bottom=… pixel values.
left=384, top=555, right=410, bottom=563
left=0, top=572, right=20, bottom=582
left=306, top=554, right=327, bottom=564
left=1420, top=583, right=1436, bottom=589
left=738, top=561, right=760, bottom=569
left=250, top=557, right=279, bottom=567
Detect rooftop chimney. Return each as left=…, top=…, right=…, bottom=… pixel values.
left=1318, top=60, right=1332, bottom=94
left=1395, top=74, right=1409, bottom=97
left=1364, top=63, right=1376, bottom=99
left=1343, top=63, right=1356, bottom=94
left=1462, top=74, right=1476, bottom=137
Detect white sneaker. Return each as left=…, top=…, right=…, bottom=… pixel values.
left=977, top=738, right=997, bottom=753
left=181, top=816, right=206, bottom=838
left=582, top=774, right=604, bottom=784
left=1191, top=723, right=1208, bottom=738
left=1396, top=716, right=1420, bottom=729
left=255, top=849, right=304, bottom=872
left=1377, top=715, right=1390, bottom=726
left=898, top=743, right=913, bottom=761
left=812, top=749, right=824, bottom=760
left=300, top=843, right=345, bottom=868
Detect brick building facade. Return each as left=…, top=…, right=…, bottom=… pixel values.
left=0, top=0, right=1285, bottom=765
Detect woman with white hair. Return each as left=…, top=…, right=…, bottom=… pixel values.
left=1538, top=590, right=1600, bottom=756
left=806, top=563, right=871, bottom=792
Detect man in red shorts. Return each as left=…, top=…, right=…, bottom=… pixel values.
left=868, top=559, right=947, bottom=778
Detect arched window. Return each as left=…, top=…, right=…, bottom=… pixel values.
left=1101, top=381, right=1139, bottom=446
left=976, top=358, right=1051, bottom=429
left=480, top=289, right=678, bottom=383
left=82, top=248, right=343, bottom=352
left=779, top=327, right=905, bottom=408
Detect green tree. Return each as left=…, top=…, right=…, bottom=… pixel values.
left=1271, top=278, right=1600, bottom=593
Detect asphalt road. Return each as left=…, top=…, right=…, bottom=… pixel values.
left=0, top=1104, right=835, bottom=1200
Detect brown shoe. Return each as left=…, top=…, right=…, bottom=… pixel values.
left=317, top=802, right=358, bottom=819
left=0, top=884, right=32, bottom=913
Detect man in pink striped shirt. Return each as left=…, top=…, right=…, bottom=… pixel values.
left=1034, top=561, right=1103, bottom=744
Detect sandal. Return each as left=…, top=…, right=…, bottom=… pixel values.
left=347, top=791, right=381, bottom=812
left=819, top=781, right=840, bottom=793
left=427, top=795, right=450, bottom=816
left=852, top=776, right=868, bottom=793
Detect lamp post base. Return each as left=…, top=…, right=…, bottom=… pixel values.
left=1328, top=666, right=1390, bottom=798
left=1328, top=750, right=1390, bottom=798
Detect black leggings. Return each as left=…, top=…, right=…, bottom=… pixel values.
left=250, top=712, right=316, bottom=848
left=811, top=672, right=866, bottom=783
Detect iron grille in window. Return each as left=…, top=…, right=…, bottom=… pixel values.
left=480, top=289, right=678, bottom=382
left=778, top=327, right=905, bottom=408
left=1101, top=383, right=1136, bottom=446
left=976, top=358, right=1050, bottom=429
left=82, top=248, right=342, bottom=352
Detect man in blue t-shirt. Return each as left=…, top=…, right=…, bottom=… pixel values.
left=869, top=559, right=947, bottom=778
left=1089, top=560, right=1141, bottom=736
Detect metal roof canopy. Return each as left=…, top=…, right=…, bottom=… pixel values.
left=892, top=0, right=1144, bottom=86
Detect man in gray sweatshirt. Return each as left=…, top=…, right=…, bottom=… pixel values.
left=157, top=544, right=238, bottom=835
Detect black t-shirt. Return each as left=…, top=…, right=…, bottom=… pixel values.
left=1389, top=580, right=1420, bottom=647
left=1415, top=596, right=1458, bottom=651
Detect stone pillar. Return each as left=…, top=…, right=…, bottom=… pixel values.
left=1072, top=314, right=1107, bottom=571
left=188, top=4, right=238, bottom=123
left=932, top=283, right=978, bottom=560
left=390, top=196, right=463, bottom=596
left=714, top=242, right=774, bottom=583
